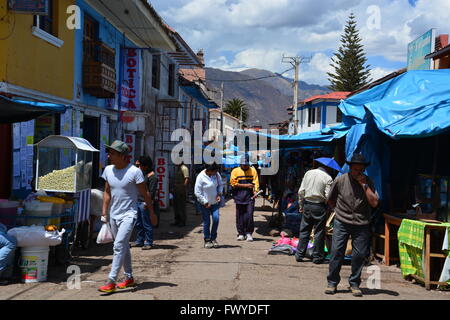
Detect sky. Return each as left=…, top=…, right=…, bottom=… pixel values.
left=150, top=0, right=449, bottom=86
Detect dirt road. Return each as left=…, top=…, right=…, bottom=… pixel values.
left=1, top=198, right=449, bottom=300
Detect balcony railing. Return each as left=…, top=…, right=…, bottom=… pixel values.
left=83, top=40, right=116, bottom=98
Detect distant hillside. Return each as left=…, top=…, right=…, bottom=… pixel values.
left=205, top=68, right=329, bottom=127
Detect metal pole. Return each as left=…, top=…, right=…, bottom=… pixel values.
left=293, top=58, right=300, bottom=134
left=220, top=82, right=224, bottom=136
left=239, top=105, right=243, bottom=129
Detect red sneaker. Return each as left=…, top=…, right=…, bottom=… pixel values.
left=117, top=277, right=136, bottom=289
left=98, top=282, right=116, bottom=293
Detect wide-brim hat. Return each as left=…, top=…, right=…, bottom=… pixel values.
left=105, top=140, right=129, bottom=155
left=345, top=153, right=370, bottom=166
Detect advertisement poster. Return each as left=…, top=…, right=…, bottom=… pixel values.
left=13, top=119, right=34, bottom=190
left=155, top=156, right=169, bottom=210
left=407, top=28, right=436, bottom=71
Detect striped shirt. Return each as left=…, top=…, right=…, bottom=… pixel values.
left=230, top=166, right=259, bottom=204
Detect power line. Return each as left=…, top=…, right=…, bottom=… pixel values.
left=187, top=67, right=294, bottom=83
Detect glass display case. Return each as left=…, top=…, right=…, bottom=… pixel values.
left=36, top=136, right=99, bottom=193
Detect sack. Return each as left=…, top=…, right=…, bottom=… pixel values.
left=96, top=223, right=114, bottom=244
left=7, top=226, right=65, bottom=247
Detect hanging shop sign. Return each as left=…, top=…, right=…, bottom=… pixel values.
left=407, top=28, right=436, bottom=71
left=8, top=0, right=49, bottom=15
left=155, top=156, right=169, bottom=210
left=124, top=133, right=136, bottom=165
left=121, top=49, right=141, bottom=112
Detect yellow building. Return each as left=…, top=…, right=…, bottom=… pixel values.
left=0, top=0, right=75, bottom=102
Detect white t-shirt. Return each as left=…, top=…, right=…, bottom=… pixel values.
left=102, top=164, right=144, bottom=218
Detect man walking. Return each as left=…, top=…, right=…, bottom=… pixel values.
left=98, top=140, right=157, bottom=293
left=294, top=159, right=333, bottom=264
left=172, top=162, right=189, bottom=227
left=325, top=153, right=379, bottom=297
left=230, top=155, right=259, bottom=241
left=132, top=156, right=159, bottom=250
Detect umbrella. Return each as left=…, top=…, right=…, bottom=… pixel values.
left=314, top=157, right=342, bottom=172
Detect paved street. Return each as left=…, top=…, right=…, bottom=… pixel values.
left=1, top=198, right=449, bottom=300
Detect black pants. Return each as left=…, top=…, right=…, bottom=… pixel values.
left=327, top=219, right=370, bottom=288
left=294, top=201, right=327, bottom=262
left=235, top=201, right=255, bottom=235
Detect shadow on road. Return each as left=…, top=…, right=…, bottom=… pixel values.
left=99, top=281, right=178, bottom=296
left=361, top=288, right=400, bottom=296
left=217, top=245, right=242, bottom=249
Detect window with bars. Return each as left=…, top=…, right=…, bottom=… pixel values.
left=33, top=0, right=55, bottom=36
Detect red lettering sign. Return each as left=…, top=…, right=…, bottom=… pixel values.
left=158, top=158, right=166, bottom=165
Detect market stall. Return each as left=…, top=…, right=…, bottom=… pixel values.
left=338, top=69, right=450, bottom=289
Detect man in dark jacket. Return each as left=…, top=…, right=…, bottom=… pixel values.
left=325, top=153, right=379, bottom=297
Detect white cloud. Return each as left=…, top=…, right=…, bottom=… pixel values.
left=154, top=0, right=449, bottom=84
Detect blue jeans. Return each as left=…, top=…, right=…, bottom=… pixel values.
left=135, top=203, right=153, bottom=246
left=200, top=204, right=220, bottom=241
left=109, top=212, right=137, bottom=282
left=0, top=230, right=17, bottom=279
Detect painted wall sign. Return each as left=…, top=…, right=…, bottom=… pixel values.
left=124, top=133, right=136, bottom=165
left=155, top=156, right=169, bottom=210
left=121, top=49, right=141, bottom=112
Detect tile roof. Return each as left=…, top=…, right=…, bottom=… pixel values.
left=179, top=68, right=206, bottom=82
left=301, top=91, right=351, bottom=104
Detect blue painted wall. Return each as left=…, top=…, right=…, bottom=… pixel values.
left=74, top=0, right=136, bottom=110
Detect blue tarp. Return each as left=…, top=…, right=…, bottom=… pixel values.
left=0, top=95, right=67, bottom=123
left=180, top=85, right=218, bottom=109
left=339, top=70, right=450, bottom=139
left=339, top=70, right=450, bottom=208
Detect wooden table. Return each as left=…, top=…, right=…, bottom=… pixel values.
left=373, top=214, right=403, bottom=265
left=375, top=214, right=449, bottom=289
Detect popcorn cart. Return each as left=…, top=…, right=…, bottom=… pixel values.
left=23, top=136, right=99, bottom=261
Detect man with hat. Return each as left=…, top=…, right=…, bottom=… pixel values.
left=294, top=157, right=334, bottom=264
left=98, top=140, right=157, bottom=293
left=325, top=153, right=379, bottom=297
left=230, top=154, right=259, bottom=241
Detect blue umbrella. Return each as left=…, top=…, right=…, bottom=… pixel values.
left=314, top=157, right=342, bottom=172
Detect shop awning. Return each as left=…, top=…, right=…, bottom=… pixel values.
left=180, top=85, right=218, bottom=109
left=0, top=95, right=67, bottom=124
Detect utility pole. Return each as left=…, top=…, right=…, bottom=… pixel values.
left=282, top=55, right=310, bottom=134
left=220, top=82, right=224, bottom=137
left=239, top=105, right=243, bottom=130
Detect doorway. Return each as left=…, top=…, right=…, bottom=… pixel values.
left=82, top=116, right=100, bottom=188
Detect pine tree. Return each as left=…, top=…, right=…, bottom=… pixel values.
left=327, top=13, right=371, bottom=92
left=224, top=98, right=248, bottom=123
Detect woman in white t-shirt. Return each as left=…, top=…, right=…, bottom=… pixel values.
left=194, top=163, right=224, bottom=249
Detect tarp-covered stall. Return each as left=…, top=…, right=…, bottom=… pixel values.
left=338, top=70, right=450, bottom=221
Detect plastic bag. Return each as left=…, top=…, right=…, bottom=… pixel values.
left=96, top=223, right=114, bottom=244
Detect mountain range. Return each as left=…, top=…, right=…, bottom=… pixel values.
left=205, top=68, right=330, bottom=127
